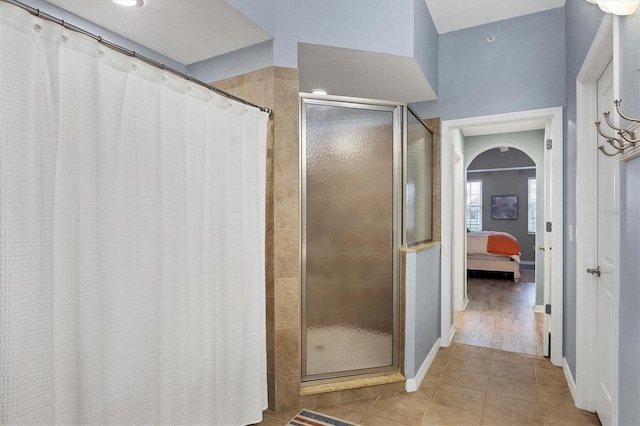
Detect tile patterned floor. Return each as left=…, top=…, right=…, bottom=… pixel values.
left=454, top=270, right=544, bottom=356
left=255, top=344, right=601, bottom=426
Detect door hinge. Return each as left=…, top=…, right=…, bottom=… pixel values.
left=545, top=304, right=552, bottom=315
left=546, top=139, right=552, bottom=149
left=546, top=222, right=552, bottom=232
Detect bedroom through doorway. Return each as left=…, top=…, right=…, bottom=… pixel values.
left=454, top=141, right=544, bottom=356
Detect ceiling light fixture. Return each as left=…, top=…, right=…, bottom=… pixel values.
left=112, top=0, right=144, bottom=7
left=311, top=89, right=328, bottom=96
left=585, top=0, right=639, bottom=16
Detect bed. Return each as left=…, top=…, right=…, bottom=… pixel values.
left=466, top=231, right=521, bottom=283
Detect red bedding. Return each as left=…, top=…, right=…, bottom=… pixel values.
left=486, top=231, right=520, bottom=255
left=467, top=231, right=521, bottom=256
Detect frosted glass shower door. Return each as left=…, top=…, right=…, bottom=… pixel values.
left=301, top=99, right=399, bottom=381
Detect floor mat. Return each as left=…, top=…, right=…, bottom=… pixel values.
left=287, top=409, right=360, bottom=426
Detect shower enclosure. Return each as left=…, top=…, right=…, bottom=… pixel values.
left=300, top=95, right=433, bottom=383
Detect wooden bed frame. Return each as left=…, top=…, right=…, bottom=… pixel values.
left=467, top=256, right=521, bottom=283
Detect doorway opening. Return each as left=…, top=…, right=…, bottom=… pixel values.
left=440, top=107, right=564, bottom=367
left=455, top=145, right=544, bottom=356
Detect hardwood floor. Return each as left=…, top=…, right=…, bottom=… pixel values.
left=454, top=268, right=543, bottom=356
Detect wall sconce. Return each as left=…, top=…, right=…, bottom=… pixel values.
left=595, top=99, right=640, bottom=156
left=585, top=0, right=640, bottom=15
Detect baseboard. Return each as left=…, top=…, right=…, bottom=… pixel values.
left=533, top=305, right=546, bottom=313
left=462, top=297, right=469, bottom=311
left=563, top=357, right=578, bottom=405
left=405, top=337, right=441, bottom=392
left=449, top=324, right=456, bottom=344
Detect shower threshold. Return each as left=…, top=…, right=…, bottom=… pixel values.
left=299, top=371, right=405, bottom=397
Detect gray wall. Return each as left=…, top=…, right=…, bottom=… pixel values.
left=413, top=0, right=439, bottom=97
left=404, top=245, right=441, bottom=380
left=467, top=167, right=536, bottom=262
left=188, top=40, right=274, bottom=83
left=412, top=8, right=566, bottom=121
left=617, top=11, right=640, bottom=426
left=467, top=147, right=536, bottom=170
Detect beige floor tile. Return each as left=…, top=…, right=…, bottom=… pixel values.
left=420, top=403, right=483, bottom=425
left=431, top=350, right=453, bottom=367
left=312, top=404, right=367, bottom=424
left=441, top=366, right=490, bottom=391
left=336, top=396, right=378, bottom=413
left=403, top=382, right=438, bottom=402
left=438, top=344, right=456, bottom=354
left=492, top=350, right=536, bottom=366
left=359, top=412, right=407, bottom=426
left=432, top=383, right=487, bottom=413
left=251, top=414, right=287, bottom=426
left=582, top=411, right=602, bottom=425
left=490, top=359, right=537, bottom=382
left=453, top=344, right=495, bottom=360
left=482, top=410, right=539, bottom=426
left=542, top=406, right=601, bottom=425
left=370, top=393, right=429, bottom=425
left=537, top=384, right=580, bottom=411
left=488, top=375, right=539, bottom=402
left=448, top=354, right=493, bottom=374
left=485, top=393, right=542, bottom=424
left=263, top=408, right=306, bottom=422
left=423, top=363, right=446, bottom=381
left=260, top=344, right=595, bottom=426
left=536, top=366, right=568, bottom=388
left=534, top=358, right=558, bottom=371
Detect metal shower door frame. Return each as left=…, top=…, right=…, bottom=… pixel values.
left=299, top=94, right=403, bottom=383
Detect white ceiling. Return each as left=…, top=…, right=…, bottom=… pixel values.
left=298, top=43, right=437, bottom=104
left=44, top=1, right=569, bottom=66
left=425, top=0, right=566, bottom=34
left=44, top=0, right=272, bottom=65
left=43, top=0, right=567, bottom=103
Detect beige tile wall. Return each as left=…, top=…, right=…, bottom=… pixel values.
left=215, top=66, right=301, bottom=411
left=214, top=69, right=441, bottom=411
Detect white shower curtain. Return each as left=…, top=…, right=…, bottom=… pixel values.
left=0, top=3, right=268, bottom=425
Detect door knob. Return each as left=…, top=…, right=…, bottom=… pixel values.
left=587, top=266, right=601, bottom=277
left=539, top=246, right=545, bottom=251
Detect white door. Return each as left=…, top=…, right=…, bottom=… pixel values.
left=593, top=59, right=616, bottom=426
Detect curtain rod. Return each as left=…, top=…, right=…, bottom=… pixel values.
left=2, top=0, right=273, bottom=115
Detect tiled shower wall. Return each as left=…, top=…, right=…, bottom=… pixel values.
left=214, top=66, right=301, bottom=411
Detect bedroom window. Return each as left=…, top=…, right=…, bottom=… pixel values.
left=466, top=180, right=482, bottom=231
left=528, top=177, right=536, bottom=234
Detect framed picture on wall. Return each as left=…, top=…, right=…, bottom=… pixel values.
left=491, top=195, right=518, bottom=219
